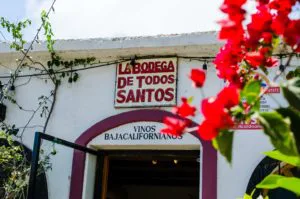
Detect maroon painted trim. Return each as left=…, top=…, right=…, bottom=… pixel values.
left=69, top=109, right=217, bottom=199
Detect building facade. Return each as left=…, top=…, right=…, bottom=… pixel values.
left=0, top=31, right=297, bottom=199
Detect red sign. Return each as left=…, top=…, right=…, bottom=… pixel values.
left=235, top=86, right=281, bottom=130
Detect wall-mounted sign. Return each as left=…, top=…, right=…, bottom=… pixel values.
left=114, top=58, right=177, bottom=107
left=235, top=86, right=281, bottom=129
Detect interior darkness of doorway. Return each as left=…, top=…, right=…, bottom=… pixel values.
left=95, top=150, right=200, bottom=199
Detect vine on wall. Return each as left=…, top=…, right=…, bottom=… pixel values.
left=0, top=1, right=99, bottom=198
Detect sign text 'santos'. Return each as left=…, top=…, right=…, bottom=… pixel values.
left=115, top=58, right=177, bottom=107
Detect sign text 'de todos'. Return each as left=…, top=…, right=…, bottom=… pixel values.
left=115, top=58, right=177, bottom=107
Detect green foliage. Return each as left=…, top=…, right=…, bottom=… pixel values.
left=256, top=175, right=300, bottom=195
left=0, top=17, right=31, bottom=50
left=0, top=131, right=22, bottom=165
left=264, top=150, right=300, bottom=167
left=258, top=111, right=298, bottom=156
left=212, top=130, right=234, bottom=163
left=47, top=52, right=95, bottom=85
left=241, top=80, right=261, bottom=111
left=276, top=107, right=300, bottom=152
left=254, top=77, right=300, bottom=197
left=0, top=131, right=28, bottom=198
left=241, top=194, right=253, bottom=199
left=286, top=67, right=300, bottom=80
left=0, top=131, right=56, bottom=199
left=241, top=189, right=269, bottom=199
left=41, top=10, right=55, bottom=52
left=0, top=7, right=99, bottom=199
left=282, top=77, right=300, bottom=111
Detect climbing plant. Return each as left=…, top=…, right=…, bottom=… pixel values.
left=0, top=1, right=99, bottom=198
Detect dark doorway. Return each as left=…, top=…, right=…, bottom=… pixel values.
left=96, top=150, right=200, bottom=199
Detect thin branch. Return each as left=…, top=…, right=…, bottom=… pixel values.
left=14, top=76, right=32, bottom=88
left=17, top=125, right=44, bottom=129
left=11, top=0, right=57, bottom=82
left=18, top=93, right=52, bottom=139
left=273, top=54, right=294, bottom=82
left=0, top=30, right=8, bottom=42
left=20, top=50, right=56, bottom=84
left=42, top=83, right=58, bottom=134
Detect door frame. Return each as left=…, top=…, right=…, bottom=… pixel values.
left=69, top=109, right=217, bottom=199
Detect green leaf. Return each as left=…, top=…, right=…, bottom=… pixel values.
left=187, top=96, right=194, bottom=104
left=282, top=78, right=300, bottom=111
left=241, top=80, right=261, bottom=109
left=286, top=71, right=295, bottom=80
left=240, top=189, right=257, bottom=199
left=240, top=194, right=252, bottom=199
left=73, top=73, right=79, bottom=82
left=277, top=107, right=300, bottom=153
left=263, top=150, right=300, bottom=167
left=272, top=36, right=280, bottom=49
left=212, top=130, right=234, bottom=163
left=257, top=175, right=300, bottom=195
left=258, top=111, right=298, bottom=156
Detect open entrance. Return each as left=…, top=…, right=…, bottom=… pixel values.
left=96, top=150, right=200, bottom=199
left=70, top=109, right=217, bottom=199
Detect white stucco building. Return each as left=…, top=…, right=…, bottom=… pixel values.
left=0, top=31, right=298, bottom=199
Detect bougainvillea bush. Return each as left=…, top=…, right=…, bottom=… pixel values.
left=161, top=0, right=300, bottom=197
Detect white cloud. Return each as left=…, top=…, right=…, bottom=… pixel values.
left=25, top=0, right=223, bottom=40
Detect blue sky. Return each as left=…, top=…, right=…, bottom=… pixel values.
left=1, top=0, right=26, bottom=21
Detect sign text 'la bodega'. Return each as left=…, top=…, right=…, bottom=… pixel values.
left=114, top=58, right=177, bottom=107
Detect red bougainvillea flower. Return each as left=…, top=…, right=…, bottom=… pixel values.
left=189, top=69, right=206, bottom=88
left=199, top=86, right=238, bottom=140
left=198, top=120, right=219, bottom=140
left=272, top=15, right=290, bottom=35
left=219, top=0, right=246, bottom=43
left=220, top=4, right=246, bottom=23
left=214, top=41, right=244, bottom=87
left=248, top=6, right=272, bottom=32
left=245, top=47, right=278, bottom=69
left=283, top=20, right=300, bottom=52
left=201, top=97, right=235, bottom=128
left=161, top=117, right=190, bottom=136
left=242, top=101, right=251, bottom=114
left=172, top=97, right=196, bottom=117
left=218, top=19, right=244, bottom=41
left=258, top=0, right=270, bottom=5
left=223, top=0, right=246, bottom=7
left=245, top=51, right=265, bottom=69
left=269, top=0, right=295, bottom=14
left=245, top=5, right=273, bottom=50
left=201, top=97, right=224, bottom=121
left=217, top=86, right=240, bottom=109
left=261, top=32, right=273, bottom=44
left=265, top=57, right=278, bottom=67
left=198, top=111, right=234, bottom=140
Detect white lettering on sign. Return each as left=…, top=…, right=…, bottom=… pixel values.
left=114, top=58, right=177, bottom=107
